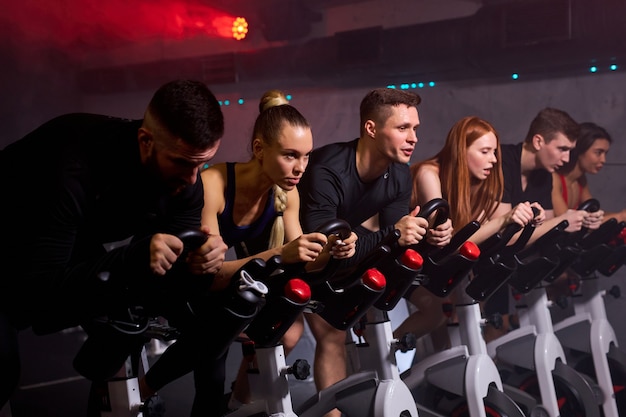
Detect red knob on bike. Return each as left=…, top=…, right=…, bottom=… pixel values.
left=460, top=241, right=480, bottom=261
left=362, top=268, right=386, bottom=291
left=401, top=248, right=424, bottom=270
left=284, top=278, right=311, bottom=304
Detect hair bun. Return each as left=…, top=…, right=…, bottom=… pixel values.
left=259, top=89, right=289, bottom=113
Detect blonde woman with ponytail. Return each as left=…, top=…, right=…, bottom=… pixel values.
left=201, top=89, right=355, bottom=286
left=206, top=89, right=356, bottom=412
left=139, top=90, right=357, bottom=416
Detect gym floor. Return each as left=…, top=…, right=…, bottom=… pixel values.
left=2, top=321, right=320, bottom=417
left=2, top=303, right=415, bottom=417
left=5, top=281, right=624, bottom=417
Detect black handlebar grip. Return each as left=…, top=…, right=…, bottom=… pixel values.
left=177, top=229, right=208, bottom=250
left=316, top=218, right=352, bottom=240
left=577, top=198, right=600, bottom=213
left=416, top=198, right=449, bottom=227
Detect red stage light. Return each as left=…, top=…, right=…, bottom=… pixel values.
left=232, top=17, right=248, bottom=40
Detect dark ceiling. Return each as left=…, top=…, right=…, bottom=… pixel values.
left=4, top=0, right=625, bottom=94
left=70, top=0, right=626, bottom=94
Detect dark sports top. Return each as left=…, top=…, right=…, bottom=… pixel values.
left=0, top=113, right=204, bottom=326
left=217, top=162, right=277, bottom=248
left=501, top=143, right=553, bottom=210
left=298, top=138, right=412, bottom=267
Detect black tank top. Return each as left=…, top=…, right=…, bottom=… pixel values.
left=217, top=162, right=277, bottom=248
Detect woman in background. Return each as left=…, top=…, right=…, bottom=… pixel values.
left=393, top=116, right=539, bottom=350
left=552, top=121, right=624, bottom=222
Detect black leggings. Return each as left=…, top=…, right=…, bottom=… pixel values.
left=144, top=339, right=228, bottom=417
left=73, top=320, right=148, bottom=382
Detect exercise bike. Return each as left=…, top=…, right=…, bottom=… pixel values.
left=72, top=229, right=270, bottom=417
left=486, top=209, right=601, bottom=417
left=549, top=214, right=626, bottom=417
left=223, top=219, right=370, bottom=417
left=296, top=198, right=467, bottom=417
left=402, top=213, right=542, bottom=417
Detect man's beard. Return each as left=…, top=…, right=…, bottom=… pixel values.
left=144, top=153, right=185, bottom=196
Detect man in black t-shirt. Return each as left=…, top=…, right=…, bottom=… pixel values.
left=493, top=107, right=602, bottom=237
left=0, top=80, right=229, bottom=413
left=297, top=88, right=453, bottom=417
left=485, top=107, right=602, bottom=334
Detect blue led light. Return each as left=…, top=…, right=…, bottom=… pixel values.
left=610, top=64, right=618, bottom=71
left=590, top=66, right=598, bottom=73
left=512, top=73, right=519, bottom=80
left=428, top=81, right=435, bottom=87
left=238, top=98, right=244, bottom=104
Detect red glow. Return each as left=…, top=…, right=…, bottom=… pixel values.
left=0, top=0, right=237, bottom=52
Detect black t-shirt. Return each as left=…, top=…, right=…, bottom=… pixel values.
left=501, top=143, right=553, bottom=209
left=0, top=113, right=204, bottom=325
left=298, top=139, right=412, bottom=267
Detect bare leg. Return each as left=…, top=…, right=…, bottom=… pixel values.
left=393, top=286, right=448, bottom=348
left=305, top=312, right=346, bottom=417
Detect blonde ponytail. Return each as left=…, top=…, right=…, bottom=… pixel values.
left=268, top=185, right=288, bottom=248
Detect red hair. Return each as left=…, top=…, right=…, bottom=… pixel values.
left=411, top=116, right=503, bottom=230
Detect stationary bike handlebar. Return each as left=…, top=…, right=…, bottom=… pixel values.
left=570, top=198, right=601, bottom=243
left=465, top=216, right=522, bottom=301
left=295, top=218, right=353, bottom=284
left=407, top=197, right=451, bottom=256
left=505, top=209, right=572, bottom=293
left=417, top=197, right=450, bottom=226
left=466, top=207, right=541, bottom=301
left=409, top=198, right=482, bottom=298
left=315, top=218, right=352, bottom=241
left=176, top=228, right=209, bottom=250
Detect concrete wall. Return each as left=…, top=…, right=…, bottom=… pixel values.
left=77, top=70, right=626, bottom=212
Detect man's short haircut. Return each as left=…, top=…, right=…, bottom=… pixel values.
left=359, top=88, right=422, bottom=135
left=523, top=107, right=580, bottom=144
left=147, top=79, right=225, bottom=148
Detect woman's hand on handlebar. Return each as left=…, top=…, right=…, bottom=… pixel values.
left=185, top=225, right=228, bottom=275
left=506, top=202, right=536, bottom=228
left=426, top=218, right=453, bottom=247
left=583, top=209, right=604, bottom=230
left=280, top=232, right=328, bottom=263
left=395, top=206, right=429, bottom=247
left=329, top=231, right=357, bottom=259
left=562, top=209, right=586, bottom=232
